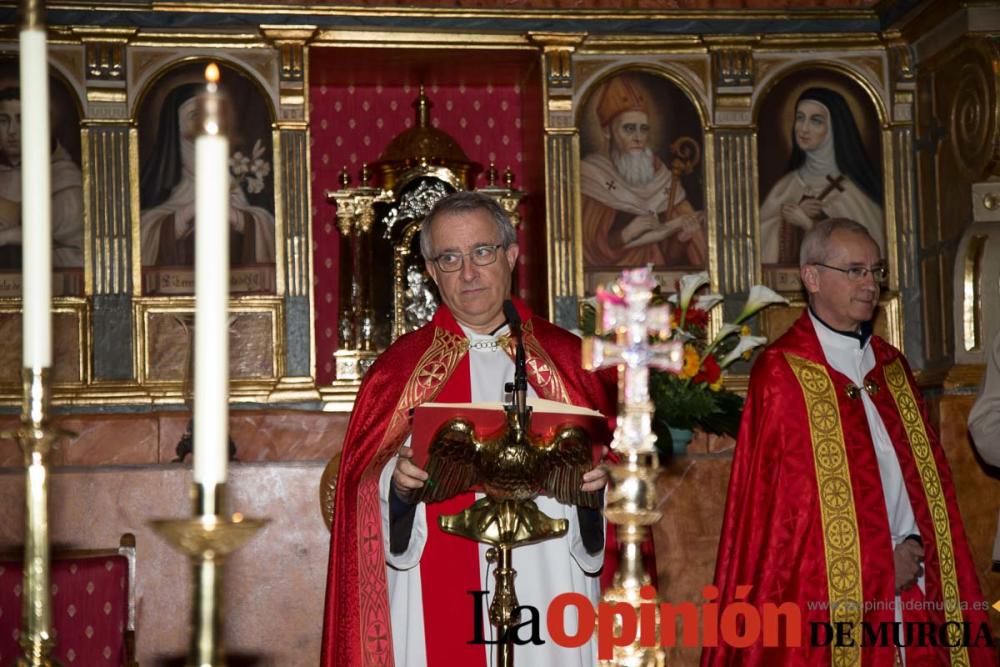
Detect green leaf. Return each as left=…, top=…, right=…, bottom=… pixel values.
left=649, top=371, right=744, bottom=438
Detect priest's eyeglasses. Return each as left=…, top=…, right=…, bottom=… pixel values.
left=813, top=262, right=888, bottom=284
left=431, top=244, right=504, bottom=272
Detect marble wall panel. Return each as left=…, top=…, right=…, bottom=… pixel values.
left=156, top=413, right=191, bottom=464
left=229, top=412, right=348, bottom=462
left=654, top=456, right=733, bottom=667
left=0, top=463, right=330, bottom=666
left=51, top=415, right=158, bottom=466
left=0, top=411, right=349, bottom=470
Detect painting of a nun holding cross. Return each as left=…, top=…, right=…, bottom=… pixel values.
left=757, top=69, right=884, bottom=289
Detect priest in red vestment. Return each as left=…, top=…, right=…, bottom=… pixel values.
left=702, top=218, right=995, bottom=666
left=321, top=192, right=618, bottom=667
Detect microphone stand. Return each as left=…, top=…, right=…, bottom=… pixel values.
left=503, top=300, right=532, bottom=440
left=484, top=300, right=533, bottom=667
left=433, top=301, right=589, bottom=667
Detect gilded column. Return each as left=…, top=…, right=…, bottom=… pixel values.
left=277, top=128, right=311, bottom=377
left=886, top=41, right=924, bottom=365
left=545, top=132, right=580, bottom=329
left=708, top=43, right=758, bottom=321
left=263, top=27, right=317, bottom=396
left=531, top=33, right=585, bottom=330
left=888, top=39, right=923, bottom=363
left=712, top=130, right=756, bottom=294
left=76, top=28, right=136, bottom=381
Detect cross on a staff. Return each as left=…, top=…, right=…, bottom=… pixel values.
left=583, top=267, right=684, bottom=455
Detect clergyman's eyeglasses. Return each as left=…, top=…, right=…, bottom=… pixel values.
left=813, top=262, right=888, bottom=284
left=431, top=244, right=504, bottom=273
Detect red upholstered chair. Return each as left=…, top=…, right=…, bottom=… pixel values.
left=0, top=533, right=137, bottom=666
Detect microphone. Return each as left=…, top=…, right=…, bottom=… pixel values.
left=503, top=300, right=529, bottom=423
left=503, top=299, right=522, bottom=343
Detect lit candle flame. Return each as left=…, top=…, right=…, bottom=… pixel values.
left=205, top=62, right=220, bottom=85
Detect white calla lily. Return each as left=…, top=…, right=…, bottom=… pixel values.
left=720, top=335, right=768, bottom=368
left=736, top=285, right=788, bottom=323
left=678, top=272, right=710, bottom=311
left=672, top=328, right=697, bottom=343
left=694, top=293, right=724, bottom=312
left=708, top=323, right=742, bottom=348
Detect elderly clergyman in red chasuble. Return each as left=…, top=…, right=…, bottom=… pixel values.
left=703, top=218, right=995, bottom=666
left=321, top=192, right=621, bottom=667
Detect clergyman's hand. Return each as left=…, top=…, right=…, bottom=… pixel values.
left=392, top=446, right=429, bottom=503
left=581, top=465, right=608, bottom=493
left=894, top=539, right=924, bottom=593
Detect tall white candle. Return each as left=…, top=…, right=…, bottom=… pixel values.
left=193, top=63, right=230, bottom=486
left=19, top=27, right=52, bottom=369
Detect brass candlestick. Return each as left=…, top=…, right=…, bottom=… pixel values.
left=7, top=368, right=68, bottom=667
left=584, top=268, right=684, bottom=667
left=150, top=484, right=266, bottom=667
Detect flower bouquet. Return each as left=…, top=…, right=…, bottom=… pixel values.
left=582, top=271, right=787, bottom=453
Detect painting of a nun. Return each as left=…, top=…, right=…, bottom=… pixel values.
left=139, top=67, right=276, bottom=269
left=759, top=86, right=883, bottom=265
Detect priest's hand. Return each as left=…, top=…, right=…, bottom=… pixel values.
left=894, top=539, right=924, bottom=593
left=581, top=465, right=609, bottom=493
left=392, top=446, right=429, bottom=503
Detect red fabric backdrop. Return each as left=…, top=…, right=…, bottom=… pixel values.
left=310, top=51, right=543, bottom=384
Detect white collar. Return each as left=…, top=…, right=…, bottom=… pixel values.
left=809, top=309, right=870, bottom=355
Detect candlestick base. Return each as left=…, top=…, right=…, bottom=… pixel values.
left=151, top=513, right=267, bottom=667
left=14, top=650, right=60, bottom=667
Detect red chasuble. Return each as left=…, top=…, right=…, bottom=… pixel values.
left=320, top=300, right=618, bottom=667
left=702, top=312, right=995, bottom=667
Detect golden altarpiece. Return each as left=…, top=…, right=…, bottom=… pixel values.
left=0, top=6, right=995, bottom=412
left=0, top=2, right=999, bottom=664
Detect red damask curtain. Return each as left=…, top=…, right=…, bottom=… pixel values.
left=309, top=51, right=543, bottom=384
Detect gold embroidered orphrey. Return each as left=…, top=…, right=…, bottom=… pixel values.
left=357, top=327, right=468, bottom=667
left=883, top=359, right=970, bottom=667
left=786, top=353, right=863, bottom=667
left=521, top=320, right=570, bottom=404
